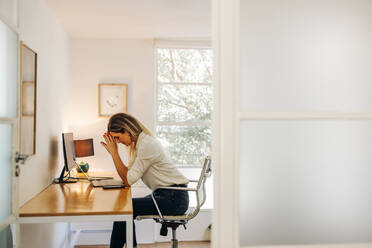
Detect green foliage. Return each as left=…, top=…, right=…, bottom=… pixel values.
left=157, top=125, right=212, bottom=167
left=157, top=48, right=213, bottom=83
left=158, top=85, right=212, bottom=122
left=156, top=48, right=213, bottom=167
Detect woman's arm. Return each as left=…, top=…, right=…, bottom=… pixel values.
left=110, top=152, right=129, bottom=186
left=101, top=133, right=130, bottom=186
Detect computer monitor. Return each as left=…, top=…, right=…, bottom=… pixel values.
left=58, top=132, right=78, bottom=183
left=56, top=132, right=113, bottom=183
left=62, top=133, right=76, bottom=171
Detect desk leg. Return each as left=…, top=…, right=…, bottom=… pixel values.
left=11, top=223, right=20, bottom=248
left=126, top=216, right=133, bottom=248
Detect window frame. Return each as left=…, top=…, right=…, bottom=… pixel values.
left=154, top=40, right=213, bottom=168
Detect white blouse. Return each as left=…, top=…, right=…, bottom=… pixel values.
left=126, top=132, right=189, bottom=191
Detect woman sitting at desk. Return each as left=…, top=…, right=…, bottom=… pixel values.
left=101, top=112, right=189, bottom=248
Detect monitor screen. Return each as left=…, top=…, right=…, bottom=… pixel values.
left=62, top=132, right=76, bottom=171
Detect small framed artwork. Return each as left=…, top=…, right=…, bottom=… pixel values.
left=98, top=83, right=128, bottom=117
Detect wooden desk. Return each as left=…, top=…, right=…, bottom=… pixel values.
left=19, top=179, right=133, bottom=248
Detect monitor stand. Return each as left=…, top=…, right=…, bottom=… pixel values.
left=54, top=165, right=78, bottom=184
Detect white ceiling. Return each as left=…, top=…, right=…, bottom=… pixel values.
left=46, top=0, right=211, bottom=39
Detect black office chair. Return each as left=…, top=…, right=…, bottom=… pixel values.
left=136, top=156, right=212, bottom=248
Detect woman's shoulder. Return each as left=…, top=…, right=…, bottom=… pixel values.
left=137, top=133, right=163, bottom=155
left=139, top=133, right=160, bottom=146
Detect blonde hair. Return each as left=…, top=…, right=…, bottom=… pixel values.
left=107, top=113, right=153, bottom=168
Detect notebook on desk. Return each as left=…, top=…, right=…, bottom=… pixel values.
left=91, top=179, right=125, bottom=187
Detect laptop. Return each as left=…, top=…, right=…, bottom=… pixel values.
left=91, top=179, right=125, bottom=187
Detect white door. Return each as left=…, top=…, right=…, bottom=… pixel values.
left=238, top=0, right=372, bottom=246
left=0, top=1, right=20, bottom=246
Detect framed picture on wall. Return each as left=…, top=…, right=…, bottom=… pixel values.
left=98, top=83, right=128, bottom=117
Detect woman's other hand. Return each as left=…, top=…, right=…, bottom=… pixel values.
left=101, top=132, right=118, bottom=156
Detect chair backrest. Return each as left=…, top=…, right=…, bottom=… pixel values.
left=187, top=156, right=212, bottom=220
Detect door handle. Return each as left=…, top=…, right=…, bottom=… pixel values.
left=15, top=152, right=29, bottom=164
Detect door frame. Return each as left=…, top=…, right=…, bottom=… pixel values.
left=211, top=0, right=240, bottom=247
left=0, top=118, right=19, bottom=232
left=0, top=1, right=21, bottom=245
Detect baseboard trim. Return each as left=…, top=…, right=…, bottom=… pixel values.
left=242, top=244, right=372, bottom=248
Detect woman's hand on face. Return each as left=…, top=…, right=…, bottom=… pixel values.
left=101, top=132, right=118, bottom=156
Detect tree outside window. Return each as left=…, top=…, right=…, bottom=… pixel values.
left=156, top=48, right=213, bottom=167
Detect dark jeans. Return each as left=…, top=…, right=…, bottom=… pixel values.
left=110, top=185, right=189, bottom=248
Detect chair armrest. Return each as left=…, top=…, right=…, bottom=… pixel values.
left=150, top=186, right=197, bottom=219
left=151, top=193, right=163, bottom=219
left=157, top=186, right=197, bottom=191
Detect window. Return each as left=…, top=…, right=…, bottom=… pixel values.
left=156, top=46, right=213, bottom=167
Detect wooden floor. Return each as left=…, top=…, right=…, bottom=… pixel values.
left=75, top=241, right=210, bottom=248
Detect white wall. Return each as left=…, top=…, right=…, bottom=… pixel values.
left=0, top=0, right=17, bottom=28
left=18, top=0, right=70, bottom=247
left=68, top=38, right=156, bottom=170
left=239, top=0, right=372, bottom=246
